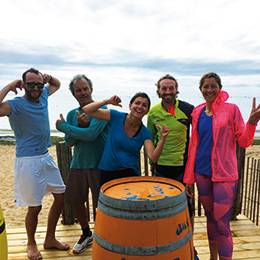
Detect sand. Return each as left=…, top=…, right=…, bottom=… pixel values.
left=0, top=145, right=57, bottom=227
left=0, top=144, right=259, bottom=228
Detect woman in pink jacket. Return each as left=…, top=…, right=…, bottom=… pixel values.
left=184, top=72, right=260, bottom=260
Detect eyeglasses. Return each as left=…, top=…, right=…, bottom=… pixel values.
left=24, top=82, right=44, bottom=89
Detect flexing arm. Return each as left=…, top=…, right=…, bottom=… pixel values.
left=82, top=95, right=122, bottom=121
left=43, top=74, right=60, bottom=96
left=0, top=80, right=23, bottom=116
left=144, top=124, right=170, bottom=163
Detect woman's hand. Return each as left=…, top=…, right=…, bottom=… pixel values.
left=249, top=97, right=260, bottom=125
left=185, top=184, right=194, bottom=198
left=144, top=124, right=170, bottom=163
left=106, top=95, right=122, bottom=107
left=156, top=124, right=170, bottom=139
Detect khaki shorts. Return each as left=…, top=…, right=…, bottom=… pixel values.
left=65, top=168, right=101, bottom=209
left=14, top=152, right=65, bottom=207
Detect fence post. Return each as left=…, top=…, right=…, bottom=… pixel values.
left=230, top=142, right=246, bottom=220
left=56, top=141, right=74, bottom=225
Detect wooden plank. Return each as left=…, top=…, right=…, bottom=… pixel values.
left=194, top=215, right=260, bottom=260
left=6, top=215, right=260, bottom=260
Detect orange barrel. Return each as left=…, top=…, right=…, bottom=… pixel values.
left=92, top=176, right=194, bottom=260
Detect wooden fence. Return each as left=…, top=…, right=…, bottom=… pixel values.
left=56, top=142, right=257, bottom=225
left=242, top=157, right=260, bottom=226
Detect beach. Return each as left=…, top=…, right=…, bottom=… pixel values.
left=0, top=144, right=260, bottom=228
left=0, top=145, right=58, bottom=228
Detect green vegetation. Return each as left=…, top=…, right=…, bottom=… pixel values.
left=252, top=138, right=260, bottom=145
left=1, top=134, right=260, bottom=146
left=50, top=136, right=65, bottom=145
left=0, top=136, right=64, bottom=146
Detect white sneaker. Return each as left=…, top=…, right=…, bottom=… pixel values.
left=73, top=232, right=93, bottom=254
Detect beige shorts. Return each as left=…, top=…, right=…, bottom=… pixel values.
left=14, top=152, right=66, bottom=207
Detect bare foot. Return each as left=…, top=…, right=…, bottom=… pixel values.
left=43, top=238, right=70, bottom=250
left=27, top=244, right=42, bottom=260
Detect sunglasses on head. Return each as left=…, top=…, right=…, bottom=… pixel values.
left=25, top=82, right=44, bottom=89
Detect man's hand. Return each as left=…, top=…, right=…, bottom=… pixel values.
left=56, top=113, right=65, bottom=129
left=6, top=80, right=23, bottom=94
left=43, top=74, right=52, bottom=84
left=76, top=110, right=89, bottom=127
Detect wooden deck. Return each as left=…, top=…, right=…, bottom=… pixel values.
left=6, top=215, right=260, bottom=260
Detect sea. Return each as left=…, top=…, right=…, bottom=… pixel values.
left=1, top=65, right=260, bottom=139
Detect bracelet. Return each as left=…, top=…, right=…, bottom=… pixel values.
left=49, top=75, right=53, bottom=83
left=103, top=99, right=108, bottom=105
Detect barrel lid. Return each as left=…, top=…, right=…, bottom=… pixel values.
left=102, top=176, right=183, bottom=201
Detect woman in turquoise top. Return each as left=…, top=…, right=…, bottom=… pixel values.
left=83, top=92, right=170, bottom=186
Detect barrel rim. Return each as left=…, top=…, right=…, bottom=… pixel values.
left=99, top=176, right=186, bottom=211
left=101, top=176, right=185, bottom=194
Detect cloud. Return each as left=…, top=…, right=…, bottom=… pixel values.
left=1, top=0, right=260, bottom=89
left=1, top=41, right=260, bottom=79
left=1, top=0, right=260, bottom=66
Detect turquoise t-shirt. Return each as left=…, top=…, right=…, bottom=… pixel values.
left=98, top=109, right=152, bottom=175
left=57, top=106, right=109, bottom=169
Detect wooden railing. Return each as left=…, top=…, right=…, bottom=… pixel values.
left=56, top=141, right=74, bottom=225
left=242, top=157, right=260, bottom=226
left=56, top=142, right=248, bottom=224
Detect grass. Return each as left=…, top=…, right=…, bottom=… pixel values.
left=252, top=138, right=260, bottom=145
left=0, top=136, right=64, bottom=146
left=1, top=135, right=260, bottom=146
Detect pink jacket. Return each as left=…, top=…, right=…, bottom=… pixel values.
left=184, top=90, right=256, bottom=184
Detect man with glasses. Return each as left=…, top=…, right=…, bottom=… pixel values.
left=147, top=74, right=199, bottom=260
left=0, top=68, right=69, bottom=259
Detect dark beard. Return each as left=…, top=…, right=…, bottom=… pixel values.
left=24, top=88, right=42, bottom=100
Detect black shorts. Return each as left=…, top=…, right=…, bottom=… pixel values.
left=100, top=168, right=138, bottom=188
left=65, top=168, right=100, bottom=207
left=155, top=164, right=194, bottom=218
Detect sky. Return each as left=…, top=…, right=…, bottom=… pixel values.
left=0, top=0, right=260, bottom=130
